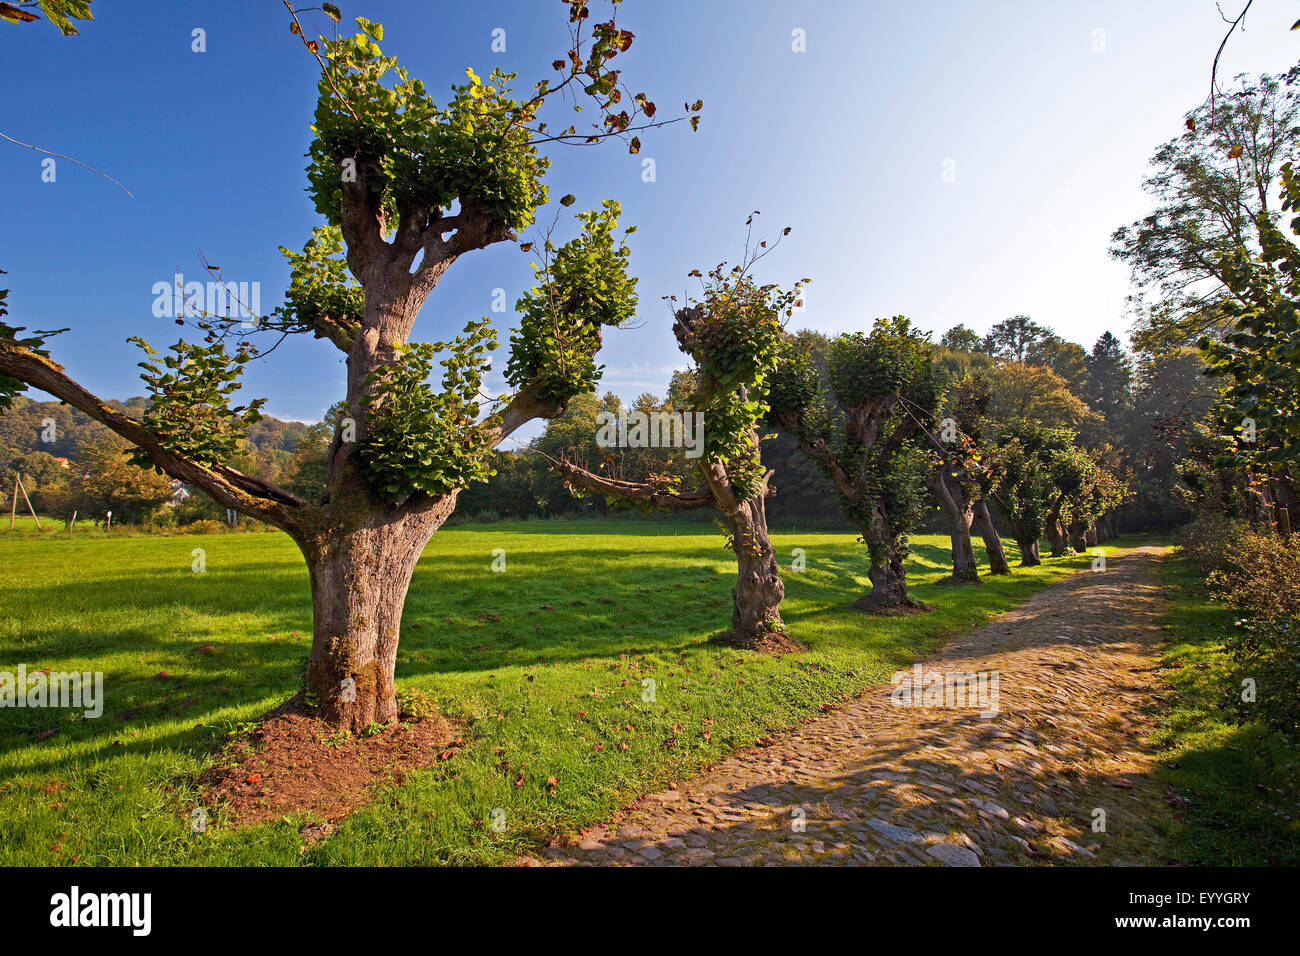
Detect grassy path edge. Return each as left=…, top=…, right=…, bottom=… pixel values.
left=1149, top=549, right=1300, bottom=865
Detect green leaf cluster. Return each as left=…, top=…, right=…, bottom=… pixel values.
left=273, top=225, right=364, bottom=344
left=1200, top=182, right=1300, bottom=471
left=675, top=266, right=804, bottom=501
left=360, top=320, right=501, bottom=502
left=505, top=200, right=637, bottom=403
left=126, top=337, right=266, bottom=471
left=306, top=19, right=548, bottom=233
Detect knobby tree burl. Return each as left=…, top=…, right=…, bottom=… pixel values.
left=0, top=1, right=699, bottom=730
left=555, top=246, right=806, bottom=650
left=769, top=317, right=943, bottom=612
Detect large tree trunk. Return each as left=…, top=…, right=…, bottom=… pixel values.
left=931, top=472, right=978, bottom=584
left=859, top=546, right=914, bottom=610
left=1015, top=536, right=1041, bottom=566
left=971, top=499, right=1011, bottom=575
left=1068, top=520, right=1089, bottom=553
left=1046, top=517, right=1070, bottom=557
left=300, top=494, right=457, bottom=730
left=721, top=492, right=789, bottom=648
left=853, top=508, right=923, bottom=613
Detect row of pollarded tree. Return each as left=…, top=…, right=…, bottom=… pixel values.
left=0, top=1, right=1127, bottom=731
left=556, top=281, right=1130, bottom=646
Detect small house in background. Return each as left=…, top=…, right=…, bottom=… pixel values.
left=169, top=480, right=191, bottom=503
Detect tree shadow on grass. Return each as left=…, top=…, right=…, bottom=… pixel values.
left=0, top=529, right=1059, bottom=789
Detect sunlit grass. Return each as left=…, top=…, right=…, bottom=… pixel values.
left=0, top=519, right=1091, bottom=865
left=1150, top=552, right=1300, bottom=865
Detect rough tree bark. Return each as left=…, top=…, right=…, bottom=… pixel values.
left=971, top=499, right=1011, bottom=574
left=300, top=493, right=459, bottom=727
left=720, top=491, right=787, bottom=646
left=1068, top=520, right=1090, bottom=553
left=1045, top=494, right=1071, bottom=557
left=1015, top=535, right=1042, bottom=566
left=1046, top=522, right=1068, bottom=556
left=931, top=470, right=978, bottom=584
left=860, top=548, right=911, bottom=610
left=850, top=503, right=922, bottom=613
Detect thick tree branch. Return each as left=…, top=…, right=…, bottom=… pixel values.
left=392, top=201, right=431, bottom=266
left=338, top=162, right=389, bottom=281
left=486, top=382, right=565, bottom=450
left=698, top=460, right=740, bottom=513
left=0, top=344, right=309, bottom=530
left=405, top=204, right=514, bottom=319
left=772, top=410, right=859, bottom=501
left=554, top=456, right=714, bottom=509
left=305, top=312, right=357, bottom=352
left=439, top=204, right=515, bottom=260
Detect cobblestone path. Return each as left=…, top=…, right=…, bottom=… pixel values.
left=536, top=545, right=1171, bottom=866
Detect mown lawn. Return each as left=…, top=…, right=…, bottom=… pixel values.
left=0, top=518, right=1092, bottom=865
left=1151, top=552, right=1300, bottom=865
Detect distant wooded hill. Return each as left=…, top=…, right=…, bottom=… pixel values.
left=0, top=394, right=310, bottom=477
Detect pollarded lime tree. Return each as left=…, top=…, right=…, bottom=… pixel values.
left=997, top=428, right=1126, bottom=559
left=929, top=373, right=1011, bottom=581
left=986, top=421, right=1068, bottom=566
left=555, top=239, right=806, bottom=650
left=0, top=1, right=699, bottom=730
left=989, top=421, right=1114, bottom=562
left=1042, top=445, right=1103, bottom=557
left=769, top=317, right=943, bottom=611
left=1061, top=456, right=1130, bottom=552
left=986, top=422, right=1126, bottom=563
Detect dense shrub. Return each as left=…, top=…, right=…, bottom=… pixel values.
left=1176, top=513, right=1240, bottom=575
left=184, top=519, right=229, bottom=535
left=1178, top=515, right=1300, bottom=738
left=1228, top=616, right=1300, bottom=739
left=1178, top=516, right=1300, bottom=618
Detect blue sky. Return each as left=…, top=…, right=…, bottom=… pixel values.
left=2, top=0, right=1297, bottom=438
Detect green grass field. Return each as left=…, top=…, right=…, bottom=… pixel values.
left=0, top=518, right=1093, bottom=865
left=1151, top=552, right=1300, bottom=865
